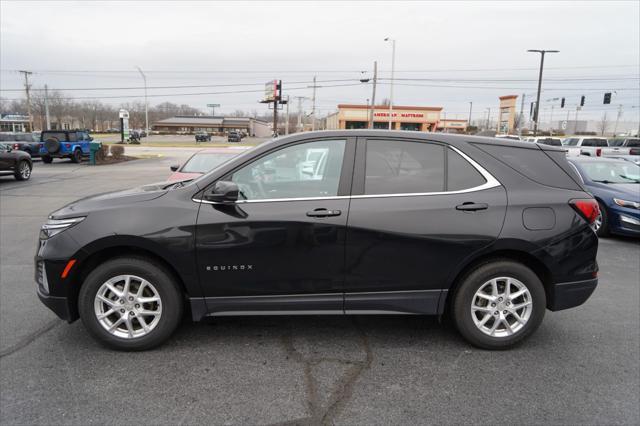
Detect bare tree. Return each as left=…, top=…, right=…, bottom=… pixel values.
left=597, top=112, right=609, bottom=136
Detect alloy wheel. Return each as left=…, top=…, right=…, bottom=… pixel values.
left=470, top=276, right=532, bottom=338
left=19, top=162, right=31, bottom=179
left=593, top=212, right=602, bottom=232
left=94, top=274, right=162, bottom=339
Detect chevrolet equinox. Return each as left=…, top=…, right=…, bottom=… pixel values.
left=35, top=130, right=599, bottom=350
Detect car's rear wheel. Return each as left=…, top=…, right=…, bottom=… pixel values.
left=78, top=257, right=184, bottom=351
left=452, top=260, right=546, bottom=350
left=594, top=201, right=609, bottom=237
left=41, top=155, right=53, bottom=164
left=71, top=148, right=82, bottom=163
left=14, top=160, right=31, bottom=181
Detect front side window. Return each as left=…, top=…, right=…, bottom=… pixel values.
left=364, top=140, right=445, bottom=195
left=229, top=139, right=346, bottom=200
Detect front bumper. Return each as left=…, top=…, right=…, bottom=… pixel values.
left=37, top=286, right=73, bottom=321
left=610, top=207, right=640, bottom=236
left=548, top=278, right=598, bottom=311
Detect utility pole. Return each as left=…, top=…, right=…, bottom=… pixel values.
left=285, top=95, right=290, bottom=135
left=549, top=105, right=555, bottom=135
left=369, top=61, right=378, bottom=129
left=384, top=38, right=396, bottom=130
left=19, top=70, right=33, bottom=132
left=467, top=102, right=473, bottom=133
left=518, top=93, right=526, bottom=136
left=44, top=84, right=51, bottom=131
left=311, top=75, right=317, bottom=131
left=613, top=104, right=623, bottom=136
left=486, top=108, right=491, bottom=130
left=136, top=66, right=148, bottom=135
left=295, top=96, right=304, bottom=133
left=527, top=49, right=559, bottom=136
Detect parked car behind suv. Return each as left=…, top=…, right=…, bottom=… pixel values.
left=563, top=137, right=609, bottom=157
left=567, top=157, right=639, bottom=237
left=35, top=130, right=599, bottom=351
left=39, top=130, right=93, bottom=163
left=0, top=142, right=32, bottom=180
left=0, top=132, right=41, bottom=157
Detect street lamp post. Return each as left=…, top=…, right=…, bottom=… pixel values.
left=136, top=66, right=149, bottom=135
left=384, top=37, right=396, bottom=130
left=527, top=49, right=559, bottom=136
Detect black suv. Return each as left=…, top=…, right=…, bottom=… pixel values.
left=35, top=131, right=599, bottom=351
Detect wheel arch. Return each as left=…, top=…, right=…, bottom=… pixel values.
left=67, top=242, right=194, bottom=321
left=443, top=248, right=553, bottom=313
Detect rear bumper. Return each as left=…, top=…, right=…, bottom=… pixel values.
left=548, top=278, right=598, bottom=311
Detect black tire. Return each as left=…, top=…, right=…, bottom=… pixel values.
left=595, top=201, right=610, bottom=237
left=78, top=257, right=184, bottom=351
left=71, top=149, right=82, bottom=163
left=41, top=155, right=53, bottom=164
left=14, top=160, right=31, bottom=181
left=452, top=260, right=546, bottom=350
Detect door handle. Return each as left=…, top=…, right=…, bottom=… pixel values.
left=456, top=202, right=488, bottom=211
left=306, top=208, right=342, bottom=217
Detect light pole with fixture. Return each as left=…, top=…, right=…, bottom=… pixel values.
left=384, top=37, right=396, bottom=130
left=527, top=49, right=559, bottom=136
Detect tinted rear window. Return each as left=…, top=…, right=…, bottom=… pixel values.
left=474, top=144, right=583, bottom=190
left=447, top=149, right=486, bottom=191
left=626, top=139, right=639, bottom=147
left=582, top=138, right=608, bottom=147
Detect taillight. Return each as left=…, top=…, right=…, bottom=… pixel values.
left=570, top=199, right=600, bottom=224
left=13, top=143, right=19, bottom=150
left=630, top=148, right=640, bottom=155
left=65, top=143, right=71, bottom=148
left=595, top=148, right=602, bottom=157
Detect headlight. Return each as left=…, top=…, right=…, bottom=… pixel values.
left=40, top=217, right=85, bottom=239
left=613, top=198, right=640, bottom=210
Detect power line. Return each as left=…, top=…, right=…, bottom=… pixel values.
left=0, top=78, right=360, bottom=92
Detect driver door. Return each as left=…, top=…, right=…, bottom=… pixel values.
left=195, top=137, right=355, bottom=313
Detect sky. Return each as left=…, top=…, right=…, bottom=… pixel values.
left=1, top=0, right=639, bottom=125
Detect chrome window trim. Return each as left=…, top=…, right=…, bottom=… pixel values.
left=193, top=145, right=501, bottom=205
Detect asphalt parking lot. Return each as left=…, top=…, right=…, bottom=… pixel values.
left=1, top=153, right=638, bottom=425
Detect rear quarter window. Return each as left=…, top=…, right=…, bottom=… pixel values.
left=473, top=144, right=583, bottom=190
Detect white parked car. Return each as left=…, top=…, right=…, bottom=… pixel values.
left=522, top=136, right=563, bottom=147
left=563, top=137, right=609, bottom=157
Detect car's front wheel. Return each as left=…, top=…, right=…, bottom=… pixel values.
left=594, top=201, right=609, bottom=237
left=452, top=260, right=546, bottom=350
left=78, top=257, right=184, bottom=351
left=14, top=160, right=32, bottom=181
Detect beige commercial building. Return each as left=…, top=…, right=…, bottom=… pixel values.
left=326, top=104, right=443, bottom=132
left=498, top=95, right=518, bottom=134
left=436, top=119, right=468, bottom=133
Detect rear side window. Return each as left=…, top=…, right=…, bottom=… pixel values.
left=474, top=144, right=583, bottom=190
left=626, top=139, right=640, bottom=147
left=447, top=149, right=486, bottom=191
left=365, top=140, right=445, bottom=194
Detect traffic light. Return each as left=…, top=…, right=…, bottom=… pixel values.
left=603, top=92, right=612, bottom=104
left=580, top=95, right=585, bottom=107
left=561, top=97, right=565, bottom=108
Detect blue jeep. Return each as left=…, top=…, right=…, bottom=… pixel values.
left=40, top=130, right=93, bottom=163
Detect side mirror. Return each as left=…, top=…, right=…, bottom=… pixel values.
left=170, top=164, right=179, bottom=172
left=204, top=181, right=239, bottom=203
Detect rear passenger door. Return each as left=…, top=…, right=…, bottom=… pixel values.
left=344, top=137, right=507, bottom=314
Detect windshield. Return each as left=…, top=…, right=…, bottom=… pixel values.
left=181, top=152, right=237, bottom=173
left=578, top=160, right=640, bottom=184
